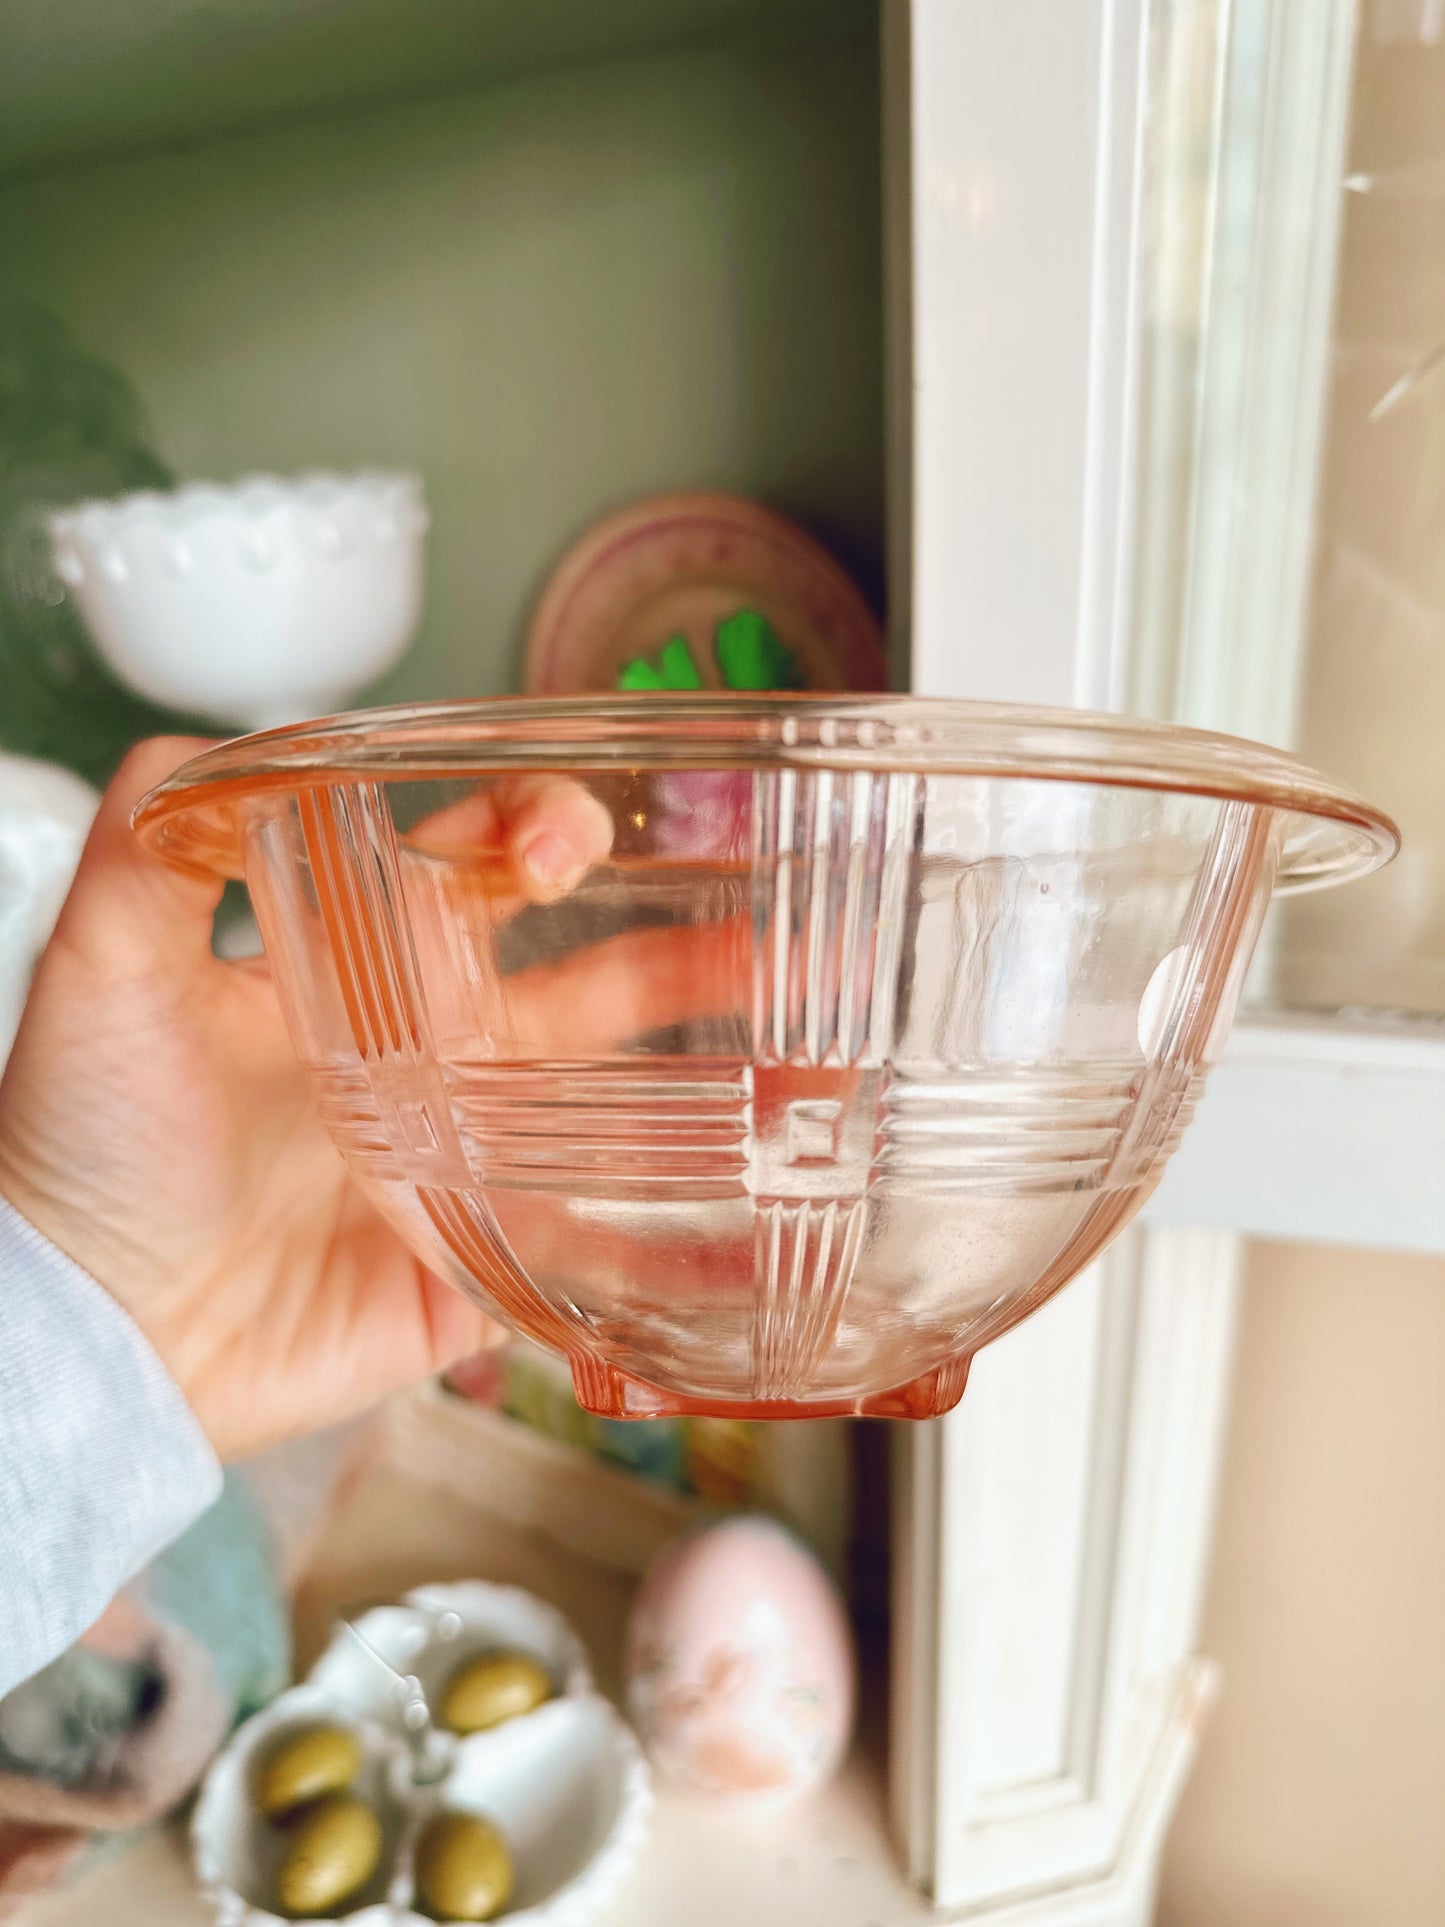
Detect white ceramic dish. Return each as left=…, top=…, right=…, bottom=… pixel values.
left=428, top=1698, right=651, bottom=1927
left=193, top=1684, right=408, bottom=1927
left=191, top=1583, right=649, bottom=1927
left=48, top=471, right=427, bottom=730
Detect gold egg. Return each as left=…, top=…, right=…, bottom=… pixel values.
left=253, top=1724, right=363, bottom=1821
left=275, top=1794, right=383, bottom=1918
left=415, top=1809, right=514, bottom=1922
left=438, top=1653, right=553, bottom=1735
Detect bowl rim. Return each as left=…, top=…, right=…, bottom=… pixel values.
left=47, top=468, right=424, bottom=540
left=132, top=691, right=1399, bottom=896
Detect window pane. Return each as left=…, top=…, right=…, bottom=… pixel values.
left=1281, top=24, right=1445, bottom=1014
left=1129, top=2, right=1445, bottom=1017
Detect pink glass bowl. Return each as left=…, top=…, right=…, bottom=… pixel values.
left=135, top=696, right=1397, bottom=1421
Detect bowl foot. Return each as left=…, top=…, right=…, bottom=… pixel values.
left=567, top=1352, right=973, bottom=1422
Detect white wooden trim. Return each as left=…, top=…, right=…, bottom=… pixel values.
left=1126, top=0, right=1357, bottom=996
left=1167, top=0, right=1358, bottom=749
left=916, top=1230, right=1240, bottom=1910
left=892, top=0, right=1149, bottom=714
left=885, top=0, right=1161, bottom=1901
left=1088, top=1229, right=1242, bottom=1820
left=1146, top=1012, right=1445, bottom=1253
left=1125, top=0, right=1358, bottom=747
left=886, top=0, right=1366, bottom=1912
left=890, top=1232, right=1241, bottom=1907
left=938, top=1661, right=1218, bottom=1927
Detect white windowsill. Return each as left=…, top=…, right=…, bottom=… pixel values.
left=1146, top=1010, right=1445, bottom=1254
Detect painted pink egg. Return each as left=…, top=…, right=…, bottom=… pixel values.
left=625, top=1516, right=855, bottom=1802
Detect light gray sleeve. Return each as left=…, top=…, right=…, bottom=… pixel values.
left=0, top=1197, right=222, bottom=1697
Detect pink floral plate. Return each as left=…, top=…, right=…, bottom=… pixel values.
left=523, top=493, right=887, bottom=697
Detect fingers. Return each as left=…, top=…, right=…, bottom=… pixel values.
left=502, top=777, right=615, bottom=904
left=50, top=737, right=226, bottom=973
left=403, top=776, right=614, bottom=907
left=56, top=749, right=613, bottom=986
left=501, top=917, right=753, bottom=1053
left=415, top=1269, right=507, bottom=1373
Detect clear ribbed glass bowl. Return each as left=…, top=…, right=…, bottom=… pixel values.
left=135, top=696, right=1397, bottom=1420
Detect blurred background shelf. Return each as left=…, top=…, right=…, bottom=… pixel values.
left=13, top=1447, right=920, bottom=1927
left=0, top=0, right=872, bottom=180
left=0, top=16, right=885, bottom=714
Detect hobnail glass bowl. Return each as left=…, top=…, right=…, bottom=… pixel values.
left=134, top=696, right=1396, bottom=1420
left=49, top=471, right=427, bottom=731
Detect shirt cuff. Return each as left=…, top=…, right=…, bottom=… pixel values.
left=0, top=1196, right=223, bottom=1696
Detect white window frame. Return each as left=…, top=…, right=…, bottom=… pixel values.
left=884, top=0, right=1445, bottom=1919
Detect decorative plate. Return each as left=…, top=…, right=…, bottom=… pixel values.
left=523, top=494, right=887, bottom=697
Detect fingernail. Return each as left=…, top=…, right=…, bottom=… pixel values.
left=519, top=829, right=586, bottom=896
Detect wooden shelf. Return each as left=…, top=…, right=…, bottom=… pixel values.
left=384, top=1380, right=705, bottom=1577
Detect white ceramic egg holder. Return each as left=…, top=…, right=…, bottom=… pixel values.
left=193, top=1582, right=651, bottom=1927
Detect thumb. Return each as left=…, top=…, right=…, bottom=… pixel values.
left=52, top=737, right=226, bottom=972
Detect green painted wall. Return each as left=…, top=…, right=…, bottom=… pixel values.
left=0, top=0, right=868, bottom=178
left=0, top=30, right=884, bottom=704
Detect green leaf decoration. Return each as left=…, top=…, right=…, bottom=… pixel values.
left=615, top=609, right=804, bottom=694
left=714, top=608, right=803, bottom=691
left=617, top=632, right=703, bottom=691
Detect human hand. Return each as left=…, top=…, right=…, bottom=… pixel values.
left=0, top=738, right=615, bottom=1460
